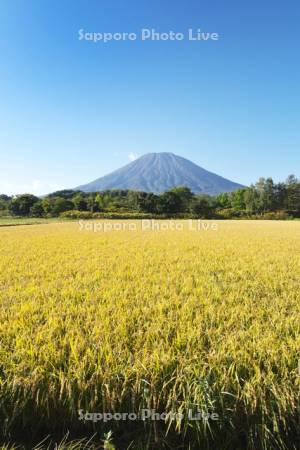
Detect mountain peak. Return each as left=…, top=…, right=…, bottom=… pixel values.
left=76, top=153, right=245, bottom=195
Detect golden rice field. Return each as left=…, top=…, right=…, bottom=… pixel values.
left=0, top=220, right=299, bottom=449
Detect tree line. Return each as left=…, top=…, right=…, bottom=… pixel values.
left=1, top=175, right=299, bottom=219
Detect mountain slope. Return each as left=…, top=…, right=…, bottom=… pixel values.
left=76, top=153, right=245, bottom=195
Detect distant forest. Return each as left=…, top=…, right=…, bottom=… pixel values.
left=1, top=176, right=300, bottom=219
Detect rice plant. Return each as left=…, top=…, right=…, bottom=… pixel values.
left=0, top=220, right=299, bottom=449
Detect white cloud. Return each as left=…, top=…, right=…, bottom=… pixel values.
left=31, top=179, right=43, bottom=191
left=0, top=180, right=65, bottom=196
left=128, top=152, right=138, bottom=161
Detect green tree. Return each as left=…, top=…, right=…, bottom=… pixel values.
left=73, top=194, right=88, bottom=211
left=86, top=194, right=98, bottom=212
left=244, top=186, right=260, bottom=214
left=190, top=197, right=212, bottom=217
left=157, top=191, right=182, bottom=214
left=273, top=182, right=287, bottom=211
left=138, top=193, right=159, bottom=213
left=96, top=193, right=113, bottom=211
left=9, top=194, right=39, bottom=216
left=30, top=201, right=45, bottom=217
left=51, top=198, right=74, bottom=215
left=216, top=192, right=231, bottom=209
left=169, top=186, right=194, bottom=212
left=230, top=189, right=247, bottom=211
left=0, top=199, right=8, bottom=211
left=41, top=198, right=52, bottom=215
left=255, top=177, right=275, bottom=213
left=0, top=194, right=12, bottom=202
left=285, top=175, right=300, bottom=213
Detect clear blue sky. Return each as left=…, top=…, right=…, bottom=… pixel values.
left=0, top=0, right=299, bottom=195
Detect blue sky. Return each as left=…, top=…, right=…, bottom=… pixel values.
left=0, top=0, right=299, bottom=195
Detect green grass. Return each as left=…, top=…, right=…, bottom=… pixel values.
left=0, top=217, right=62, bottom=227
